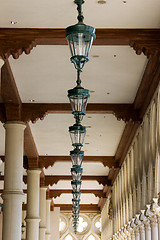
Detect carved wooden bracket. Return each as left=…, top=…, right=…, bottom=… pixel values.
left=44, top=175, right=111, bottom=187
left=0, top=39, right=36, bottom=60
left=38, top=155, right=119, bottom=169
left=49, top=189, right=106, bottom=199
left=0, top=28, right=160, bottom=59
left=130, top=40, right=160, bottom=58
left=21, top=103, right=141, bottom=123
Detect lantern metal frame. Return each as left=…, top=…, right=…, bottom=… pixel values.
left=65, top=0, right=96, bottom=70
left=69, top=123, right=86, bottom=147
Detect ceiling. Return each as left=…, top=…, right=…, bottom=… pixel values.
left=0, top=0, right=159, bottom=211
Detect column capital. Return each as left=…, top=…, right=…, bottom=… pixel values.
left=4, top=121, right=26, bottom=129
left=27, top=169, right=41, bottom=174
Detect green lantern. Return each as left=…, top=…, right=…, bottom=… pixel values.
left=72, top=190, right=81, bottom=201
left=70, top=147, right=84, bottom=166
left=66, top=0, right=96, bottom=70
left=71, top=180, right=82, bottom=192
left=68, top=71, right=90, bottom=121
left=69, top=123, right=86, bottom=147
left=71, top=165, right=83, bottom=181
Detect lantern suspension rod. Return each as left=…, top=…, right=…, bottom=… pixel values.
left=76, top=69, right=82, bottom=86
left=74, top=0, right=84, bottom=23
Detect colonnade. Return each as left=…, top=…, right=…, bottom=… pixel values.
left=0, top=58, right=52, bottom=240
left=101, top=84, right=160, bottom=240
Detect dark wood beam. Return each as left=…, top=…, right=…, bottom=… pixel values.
left=134, top=55, right=160, bottom=118
left=1, top=59, right=39, bottom=168
left=49, top=189, right=106, bottom=198
left=54, top=204, right=100, bottom=212
left=44, top=175, right=111, bottom=187
left=21, top=103, right=140, bottom=123
left=39, top=155, right=119, bottom=168
left=0, top=28, right=160, bottom=59
left=22, top=203, right=100, bottom=212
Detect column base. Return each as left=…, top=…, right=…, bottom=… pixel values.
left=26, top=218, right=40, bottom=240
left=39, top=227, right=46, bottom=240
left=46, top=232, right=51, bottom=240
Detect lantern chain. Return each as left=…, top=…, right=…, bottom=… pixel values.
left=74, top=0, right=84, bottom=23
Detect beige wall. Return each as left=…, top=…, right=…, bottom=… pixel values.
left=50, top=207, right=60, bottom=240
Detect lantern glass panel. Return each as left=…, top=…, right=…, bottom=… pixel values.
left=69, top=129, right=86, bottom=147
left=69, top=95, right=88, bottom=116
left=70, top=150, right=84, bottom=166
left=67, top=33, right=93, bottom=58
left=72, top=191, right=81, bottom=201
left=71, top=180, right=82, bottom=192
left=71, top=167, right=83, bottom=181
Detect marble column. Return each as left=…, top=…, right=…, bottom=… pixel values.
left=151, top=219, right=158, bottom=240
left=2, top=121, right=26, bottom=240
left=135, top=229, right=140, bottom=240
left=144, top=223, right=151, bottom=240
left=39, top=187, right=47, bottom=240
left=45, top=199, right=51, bottom=240
left=139, top=226, right=145, bottom=240
left=25, top=169, right=41, bottom=240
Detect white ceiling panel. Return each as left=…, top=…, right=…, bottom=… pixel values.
left=53, top=193, right=99, bottom=204
left=0, top=0, right=160, bottom=28
left=9, top=46, right=147, bottom=103
left=49, top=181, right=104, bottom=190
left=29, top=114, right=125, bottom=156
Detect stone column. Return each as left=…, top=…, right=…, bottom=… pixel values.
left=39, top=187, right=47, bottom=240
left=144, top=223, right=151, bottom=240
left=2, top=121, right=26, bottom=240
left=139, top=226, right=145, bottom=240
left=150, top=218, right=158, bottom=240
left=45, top=198, right=51, bottom=240
left=25, top=169, right=41, bottom=240
left=131, top=231, right=136, bottom=240
left=135, top=229, right=140, bottom=240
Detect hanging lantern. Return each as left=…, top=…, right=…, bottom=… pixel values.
left=71, top=165, right=83, bottom=181
left=69, top=123, right=86, bottom=147
left=72, top=199, right=80, bottom=208
left=72, top=208, right=80, bottom=215
left=66, top=0, right=96, bottom=70
left=70, top=148, right=84, bottom=166
left=71, top=180, right=82, bottom=192
left=68, top=85, right=90, bottom=121
left=72, top=190, right=81, bottom=201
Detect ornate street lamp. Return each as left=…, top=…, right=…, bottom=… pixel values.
left=71, top=180, right=82, bottom=192
left=70, top=147, right=84, bottom=166
left=69, top=123, right=86, bottom=147
left=72, top=190, right=81, bottom=201
left=66, top=0, right=96, bottom=70
left=71, top=165, right=83, bottom=181
left=68, top=70, right=90, bottom=122
left=66, top=0, right=95, bottom=233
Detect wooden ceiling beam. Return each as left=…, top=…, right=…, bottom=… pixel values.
left=44, top=175, right=111, bottom=187
left=39, top=155, right=119, bottom=168
left=21, top=103, right=140, bottom=123
left=0, top=28, right=160, bottom=59
left=49, top=189, right=106, bottom=198
left=1, top=59, right=39, bottom=168
left=22, top=203, right=100, bottom=212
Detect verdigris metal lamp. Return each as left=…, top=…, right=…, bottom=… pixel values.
left=66, top=0, right=95, bottom=233
left=68, top=69, right=90, bottom=122
left=70, top=147, right=84, bottom=166
left=66, top=0, right=96, bottom=70
left=69, top=123, right=86, bottom=147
